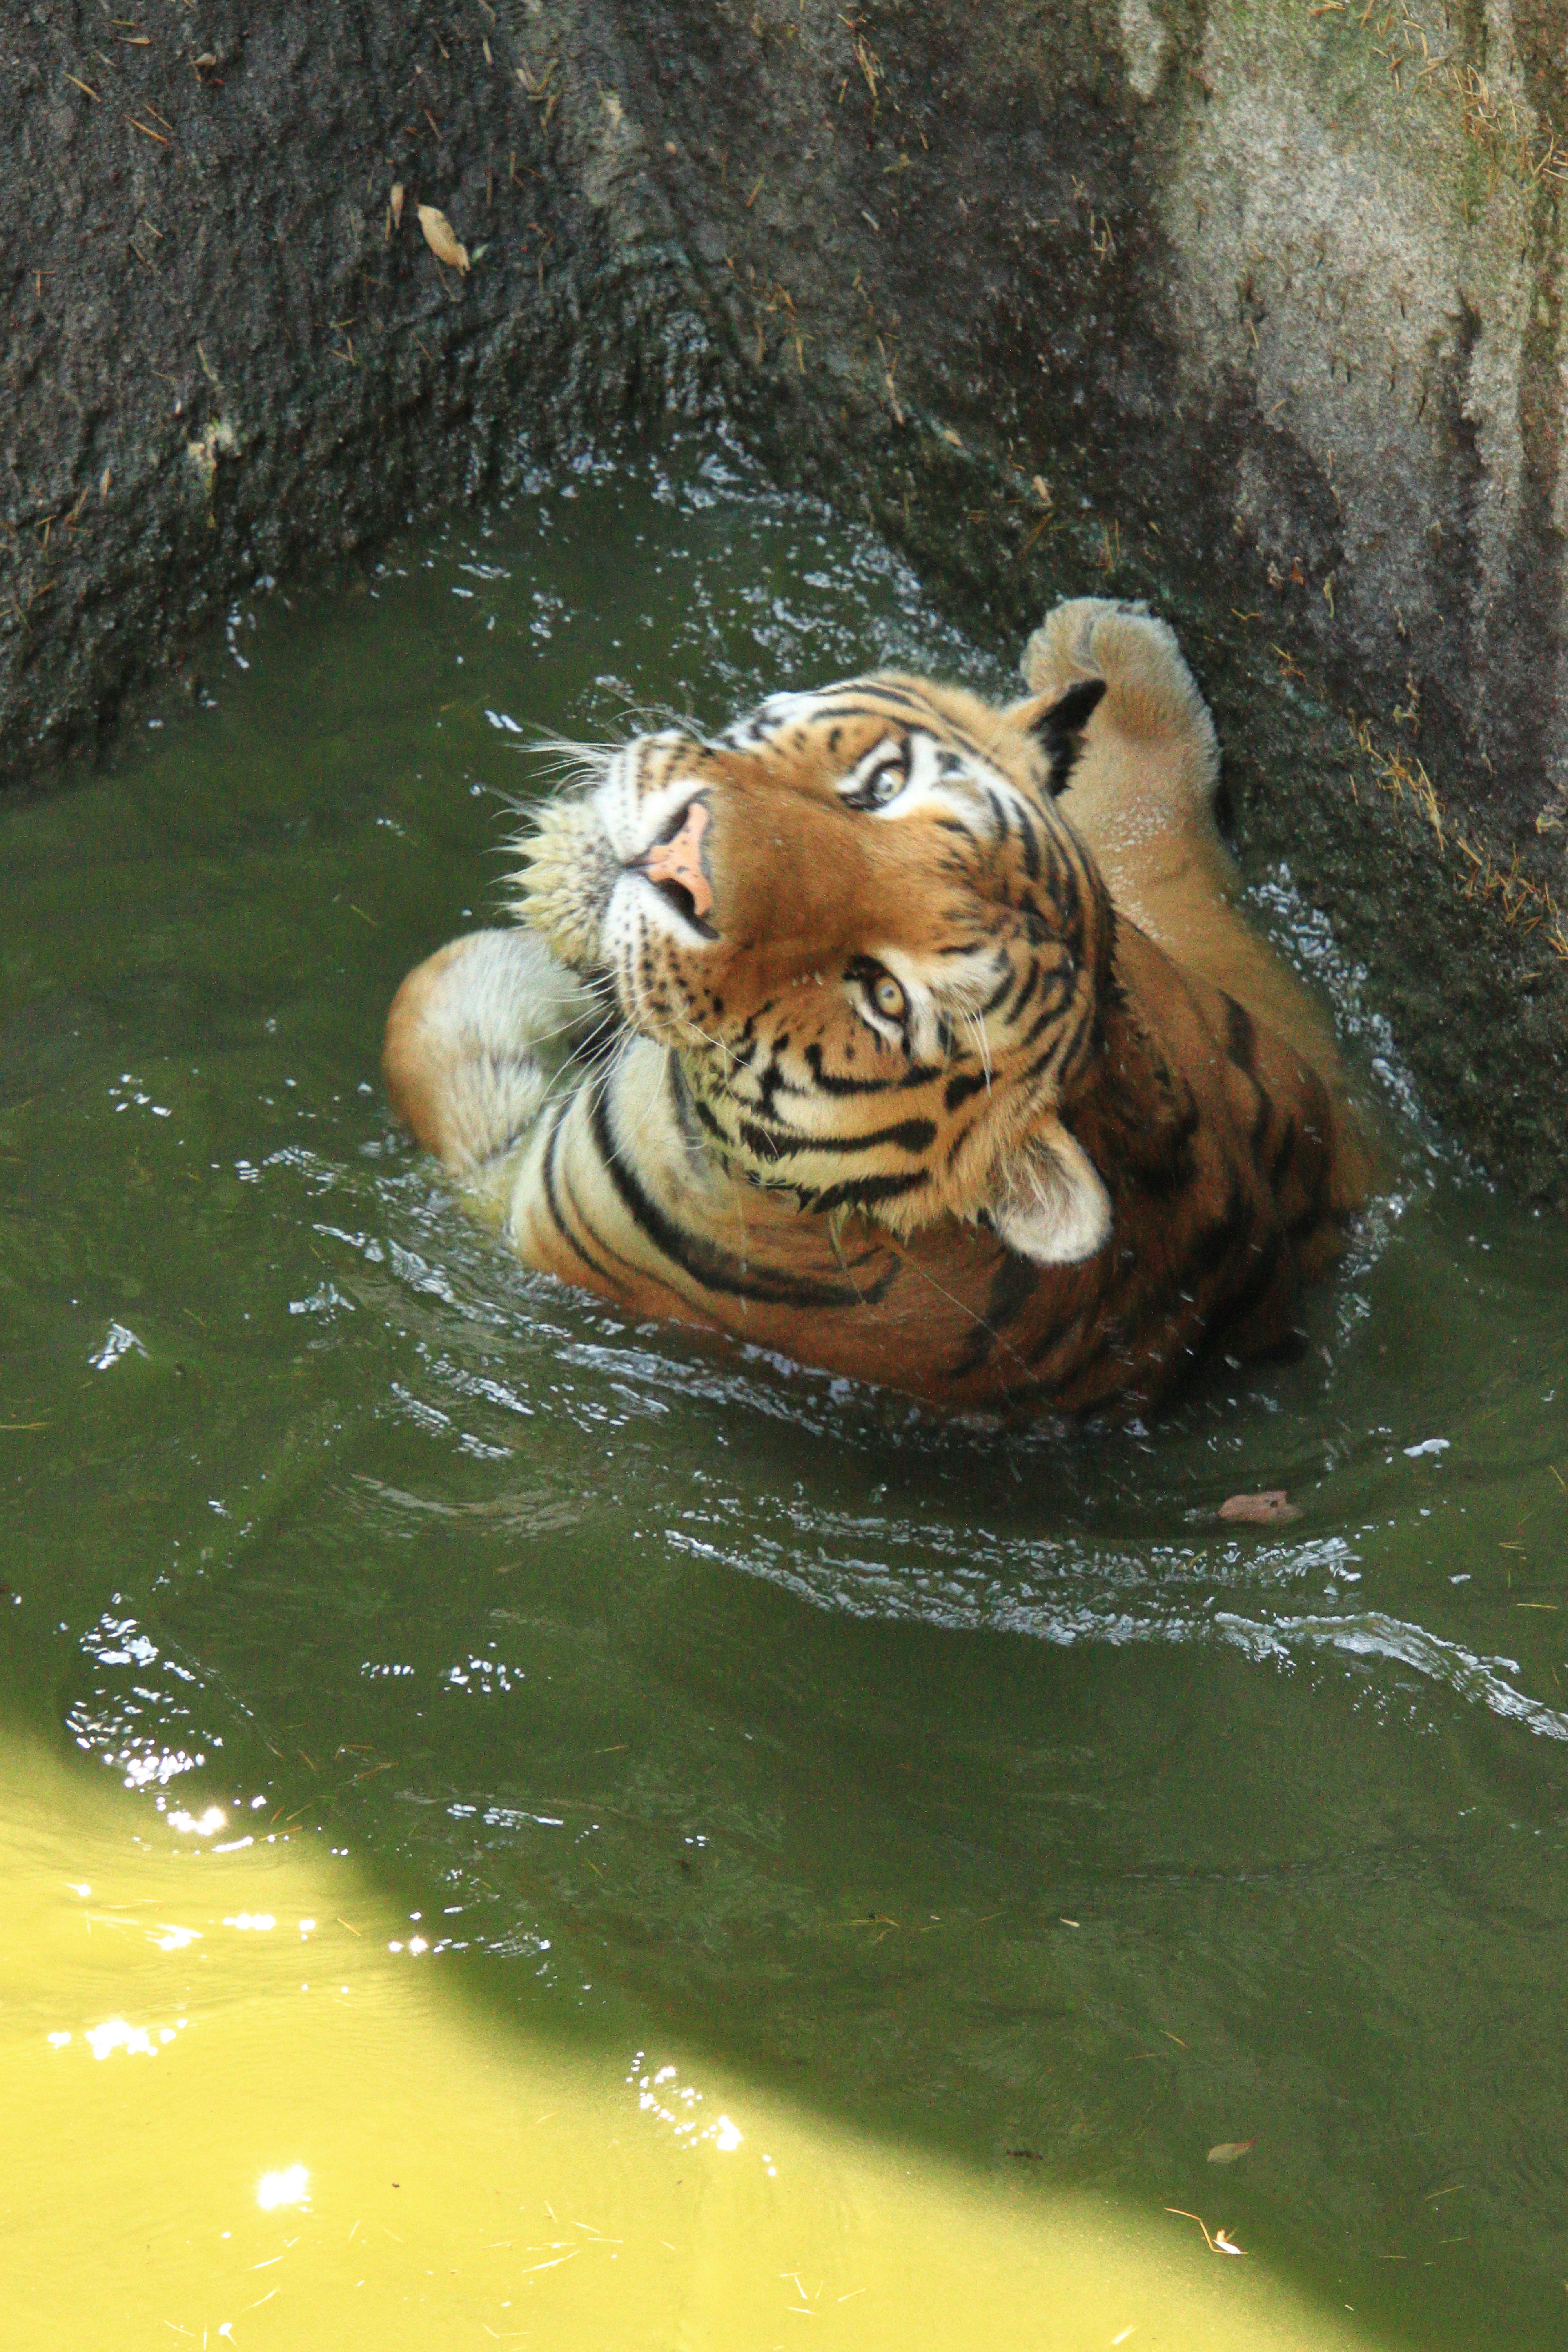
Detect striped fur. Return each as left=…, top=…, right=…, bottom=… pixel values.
left=384, top=599, right=1368, bottom=1414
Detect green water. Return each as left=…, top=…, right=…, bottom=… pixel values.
left=4, top=440, right=1567, bottom=2349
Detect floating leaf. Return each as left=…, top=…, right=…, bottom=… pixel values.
left=1218, top=1490, right=1300, bottom=1526
left=1207, top=2139, right=1257, bottom=2165
left=418, top=204, right=469, bottom=274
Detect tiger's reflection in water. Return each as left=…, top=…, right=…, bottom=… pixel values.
left=385, top=599, right=1368, bottom=1415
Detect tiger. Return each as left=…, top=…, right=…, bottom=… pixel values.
left=383, top=597, right=1368, bottom=1415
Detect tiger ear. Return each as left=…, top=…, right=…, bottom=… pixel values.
left=1007, top=676, right=1107, bottom=798
left=992, top=1120, right=1111, bottom=1266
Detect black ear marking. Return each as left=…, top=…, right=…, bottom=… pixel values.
left=1031, top=677, right=1107, bottom=797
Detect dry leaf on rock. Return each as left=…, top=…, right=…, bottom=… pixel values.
left=1217, top=1490, right=1300, bottom=1526
left=418, top=204, right=469, bottom=273
left=1207, top=2139, right=1257, bottom=2165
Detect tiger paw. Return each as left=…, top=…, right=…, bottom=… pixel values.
left=1020, top=598, right=1218, bottom=796
left=383, top=929, right=600, bottom=1179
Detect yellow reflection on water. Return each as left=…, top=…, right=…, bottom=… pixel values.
left=4, top=1741, right=1378, bottom=2351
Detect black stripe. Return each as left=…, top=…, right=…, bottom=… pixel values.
left=667, top=1056, right=706, bottom=1151
left=979, top=962, right=1018, bottom=1018
left=1133, top=1092, right=1202, bottom=1198
left=802, top=1042, right=943, bottom=1097
left=802, top=689, right=930, bottom=725
left=950, top=1248, right=1049, bottom=1378
left=944, top=1067, right=991, bottom=1112
left=587, top=1084, right=867, bottom=1308
left=541, top=1097, right=622, bottom=1288
left=1028, top=1301, right=1103, bottom=1375
left=1265, top=1113, right=1298, bottom=1190
left=1249, top=1082, right=1274, bottom=1163
left=1285, top=1192, right=1332, bottom=1245
left=1224, top=994, right=1258, bottom=1076
left=736, top=1113, right=938, bottom=1163
left=1007, top=962, right=1040, bottom=1022
left=1054, top=1025, right=1096, bottom=1092
left=1018, top=982, right=1075, bottom=1055
left=1185, top=1175, right=1254, bottom=1282
left=563, top=1163, right=651, bottom=1286
left=802, top=1172, right=930, bottom=1214
left=753, top=1053, right=803, bottom=1119
left=1219, top=1229, right=1286, bottom=1326
left=1044, top=841, right=1084, bottom=940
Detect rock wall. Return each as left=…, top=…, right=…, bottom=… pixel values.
left=0, top=0, right=703, bottom=772
left=5, top=0, right=1567, bottom=1190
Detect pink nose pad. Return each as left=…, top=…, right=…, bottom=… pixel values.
left=641, top=800, right=715, bottom=920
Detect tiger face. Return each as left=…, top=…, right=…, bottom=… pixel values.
left=517, top=674, right=1118, bottom=1262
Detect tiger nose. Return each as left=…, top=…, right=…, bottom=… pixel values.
left=631, top=796, right=715, bottom=922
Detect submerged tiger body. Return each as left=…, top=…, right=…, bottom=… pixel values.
left=384, top=599, right=1367, bottom=1414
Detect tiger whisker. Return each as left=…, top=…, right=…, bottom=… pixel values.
left=517, top=1002, right=622, bottom=1055
left=609, top=1039, right=677, bottom=1165
left=879, top=1230, right=1037, bottom=1390
left=821, top=1206, right=893, bottom=1318
left=577, top=1029, right=640, bottom=1150
left=961, top=1011, right=993, bottom=1091
left=681, top=1017, right=740, bottom=1068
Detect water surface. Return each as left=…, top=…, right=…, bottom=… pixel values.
left=4, top=440, right=1567, bottom=2348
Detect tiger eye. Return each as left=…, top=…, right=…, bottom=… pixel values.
left=873, top=973, right=906, bottom=1018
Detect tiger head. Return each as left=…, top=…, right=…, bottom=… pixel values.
left=516, top=674, right=1120, bottom=1265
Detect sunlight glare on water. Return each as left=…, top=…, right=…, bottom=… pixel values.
left=4, top=1737, right=1379, bottom=2351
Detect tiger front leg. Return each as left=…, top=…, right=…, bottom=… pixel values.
left=383, top=928, right=608, bottom=1182
left=1024, top=599, right=1342, bottom=1079
left=1018, top=596, right=1238, bottom=946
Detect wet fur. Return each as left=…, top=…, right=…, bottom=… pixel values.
left=385, top=599, right=1367, bottom=1414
